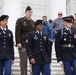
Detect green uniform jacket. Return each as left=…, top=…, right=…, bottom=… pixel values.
left=15, top=16, right=34, bottom=47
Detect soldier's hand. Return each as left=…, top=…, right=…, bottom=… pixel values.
left=58, top=61, right=63, bottom=65
left=17, top=43, right=22, bottom=48
left=54, top=30, right=57, bottom=34
left=30, top=58, right=35, bottom=64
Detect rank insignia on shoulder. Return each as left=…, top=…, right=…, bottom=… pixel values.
left=34, top=35, right=38, bottom=40
left=24, top=17, right=26, bottom=19
left=74, top=34, right=76, bottom=38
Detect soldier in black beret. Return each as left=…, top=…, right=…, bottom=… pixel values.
left=26, top=20, right=51, bottom=75
left=0, top=15, right=14, bottom=75
left=15, top=6, right=34, bottom=75
left=0, top=15, right=9, bottom=28
left=49, top=19, right=52, bottom=22
left=0, top=15, right=9, bottom=21
left=55, top=16, right=76, bottom=75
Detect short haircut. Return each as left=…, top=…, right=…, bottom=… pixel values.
left=42, top=16, right=47, bottom=18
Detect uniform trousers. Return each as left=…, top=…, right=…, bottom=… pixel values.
left=32, top=63, right=51, bottom=75
left=18, top=47, right=27, bottom=75
left=63, top=59, right=76, bottom=75
left=0, top=59, right=12, bottom=75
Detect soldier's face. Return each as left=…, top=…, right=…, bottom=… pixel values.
left=25, top=10, right=33, bottom=18
left=36, top=24, right=44, bottom=31
left=64, top=22, right=72, bottom=28
left=0, top=19, right=8, bottom=28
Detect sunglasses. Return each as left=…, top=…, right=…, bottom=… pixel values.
left=58, top=14, right=62, bottom=15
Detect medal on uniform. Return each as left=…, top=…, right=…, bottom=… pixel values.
left=43, top=36, right=46, bottom=41
left=9, top=34, right=11, bottom=37
left=64, top=38, right=66, bottom=41
left=34, top=35, right=38, bottom=40
left=23, top=22, right=26, bottom=26
left=74, top=34, right=76, bottom=38
left=24, top=17, right=26, bottom=20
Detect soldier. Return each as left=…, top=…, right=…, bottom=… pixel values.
left=0, top=15, right=14, bottom=75
left=15, top=6, right=34, bottom=75
left=26, top=20, right=51, bottom=75
left=55, top=16, right=76, bottom=75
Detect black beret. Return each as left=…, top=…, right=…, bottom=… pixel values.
left=62, top=16, right=72, bottom=23
left=25, top=6, right=32, bottom=12
left=34, top=20, right=43, bottom=26
left=0, top=15, right=9, bottom=21
left=49, top=19, right=53, bottom=22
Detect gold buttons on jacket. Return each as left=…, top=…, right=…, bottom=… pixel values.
left=4, top=39, right=5, bottom=41
left=40, top=49, right=42, bottom=51
left=4, top=42, right=5, bottom=44
left=4, top=36, right=6, bottom=37
left=40, top=45, right=42, bottom=47
left=4, top=46, right=5, bottom=48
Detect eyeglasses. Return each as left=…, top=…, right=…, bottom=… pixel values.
left=58, top=14, right=62, bottom=15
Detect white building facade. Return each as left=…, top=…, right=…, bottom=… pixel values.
left=0, top=0, right=76, bottom=41
left=66, top=0, right=76, bottom=16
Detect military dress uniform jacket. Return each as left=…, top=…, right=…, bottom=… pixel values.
left=55, top=28, right=76, bottom=62
left=15, top=16, right=34, bottom=47
left=26, top=31, right=51, bottom=64
left=0, top=28, right=14, bottom=60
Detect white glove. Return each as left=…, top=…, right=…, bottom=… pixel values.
left=59, top=61, right=63, bottom=65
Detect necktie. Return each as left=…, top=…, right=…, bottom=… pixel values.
left=68, top=29, right=71, bottom=34
left=39, top=31, right=41, bottom=35
left=3, top=29, right=6, bottom=34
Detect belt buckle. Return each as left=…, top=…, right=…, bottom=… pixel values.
left=68, top=44, right=71, bottom=47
